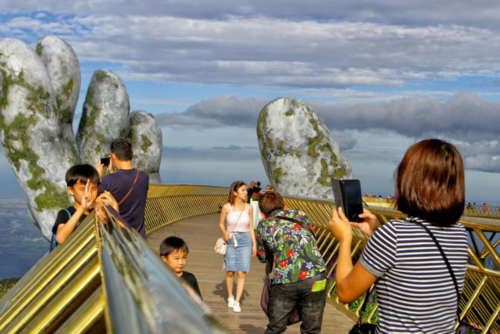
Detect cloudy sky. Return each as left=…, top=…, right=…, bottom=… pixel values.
left=2, top=1, right=500, bottom=204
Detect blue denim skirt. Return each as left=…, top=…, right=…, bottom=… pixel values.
left=224, top=232, right=251, bottom=272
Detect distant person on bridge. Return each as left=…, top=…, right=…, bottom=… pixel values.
left=218, top=180, right=257, bottom=313
left=97, top=139, right=149, bottom=239
left=257, top=190, right=327, bottom=334
left=330, top=139, right=468, bottom=333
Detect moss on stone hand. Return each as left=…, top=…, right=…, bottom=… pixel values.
left=35, top=180, right=71, bottom=211
left=94, top=71, right=110, bottom=83
left=274, top=168, right=283, bottom=184
left=306, top=116, right=324, bottom=158
left=257, top=105, right=269, bottom=158
left=78, top=87, right=99, bottom=135
left=140, top=134, right=152, bottom=152
left=36, top=43, right=43, bottom=56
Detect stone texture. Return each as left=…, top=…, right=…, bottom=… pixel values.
left=0, top=37, right=164, bottom=241
left=257, top=97, right=353, bottom=199
left=127, top=110, right=163, bottom=183
left=36, top=36, right=81, bottom=156
left=0, top=38, right=77, bottom=239
left=76, top=70, right=130, bottom=165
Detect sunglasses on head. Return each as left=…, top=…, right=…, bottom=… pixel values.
left=232, top=180, right=245, bottom=190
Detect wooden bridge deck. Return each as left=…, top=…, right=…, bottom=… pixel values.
left=147, top=213, right=355, bottom=334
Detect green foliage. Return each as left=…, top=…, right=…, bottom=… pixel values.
left=0, top=278, right=20, bottom=299
left=285, top=108, right=294, bottom=116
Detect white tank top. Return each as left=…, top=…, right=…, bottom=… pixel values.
left=226, top=203, right=250, bottom=232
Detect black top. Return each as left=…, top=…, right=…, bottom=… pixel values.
left=52, top=206, right=88, bottom=234
left=181, top=271, right=202, bottom=300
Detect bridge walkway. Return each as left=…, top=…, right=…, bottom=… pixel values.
left=147, top=213, right=355, bottom=334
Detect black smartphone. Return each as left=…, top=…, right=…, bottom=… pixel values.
left=100, top=157, right=110, bottom=166
left=331, top=178, right=363, bottom=222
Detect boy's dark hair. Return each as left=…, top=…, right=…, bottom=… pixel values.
left=66, top=164, right=100, bottom=187
left=259, top=191, right=284, bottom=216
left=111, top=139, right=133, bottom=161
left=160, top=236, right=189, bottom=257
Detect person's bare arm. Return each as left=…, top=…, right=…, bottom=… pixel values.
left=96, top=191, right=119, bottom=213
left=218, top=205, right=230, bottom=241
left=56, top=180, right=92, bottom=244
left=329, top=207, right=378, bottom=303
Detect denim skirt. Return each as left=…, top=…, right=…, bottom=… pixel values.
left=224, top=232, right=251, bottom=272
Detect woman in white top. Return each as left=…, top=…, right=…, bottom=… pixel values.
left=329, top=139, right=468, bottom=333
left=219, top=180, right=257, bottom=313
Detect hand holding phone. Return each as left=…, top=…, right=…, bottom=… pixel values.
left=331, top=178, right=363, bottom=222
left=100, top=157, right=110, bottom=166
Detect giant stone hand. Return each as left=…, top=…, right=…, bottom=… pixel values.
left=257, top=97, right=353, bottom=199
left=0, top=36, right=162, bottom=240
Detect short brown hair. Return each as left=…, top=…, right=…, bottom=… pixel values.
left=111, top=139, right=133, bottom=161
left=259, top=191, right=285, bottom=216
left=228, top=180, right=246, bottom=205
left=395, top=139, right=464, bottom=227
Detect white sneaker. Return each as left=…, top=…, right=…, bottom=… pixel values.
left=233, top=301, right=241, bottom=313
left=227, top=296, right=234, bottom=308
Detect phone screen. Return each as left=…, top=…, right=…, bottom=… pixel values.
left=343, top=180, right=363, bottom=222
left=100, top=157, right=110, bottom=166
left=331, top=179, right=363, bottom=222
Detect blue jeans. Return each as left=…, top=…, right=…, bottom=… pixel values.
left=266, top=272, right=327, bottom=334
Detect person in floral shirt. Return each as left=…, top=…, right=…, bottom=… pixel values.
left=257, top=191, right=327, bottom=334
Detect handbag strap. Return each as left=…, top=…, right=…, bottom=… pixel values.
left=412, top=221, right=460, bottom=302
left=118, top=170, right=140, bottom=205
left=412, top=220, right=461, bottom=320
left=356, top=290, right=371, bottom=325
left=228, top=204, right=245, bottom=233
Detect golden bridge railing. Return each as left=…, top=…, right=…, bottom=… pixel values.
left=285, top=197, right=500, bottom=333
left=0, top=184, right=229, bottom=334
left=2, top=184, right=499, bottom=333
left=144, top=185, right=500, bottom=333
left=365, top=196, right=500, bottom=219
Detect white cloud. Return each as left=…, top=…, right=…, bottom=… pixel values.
left=3, top=10, right=500, bottom=89
left=158, top=92, right=500, bottom=173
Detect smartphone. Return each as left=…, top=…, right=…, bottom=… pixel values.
left=331, top=178, right=363, bottom=222
left=100, top=157, right=110, bottom=166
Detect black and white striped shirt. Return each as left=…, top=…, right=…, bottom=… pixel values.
left=360, top=217, right=468, bottom=334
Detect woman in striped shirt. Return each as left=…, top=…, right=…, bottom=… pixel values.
left=329, top=139, right=468, bottom=333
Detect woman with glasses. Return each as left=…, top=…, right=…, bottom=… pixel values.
left=218, top=180, right=257, bottom=313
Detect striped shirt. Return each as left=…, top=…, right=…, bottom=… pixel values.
left=360, top=217, right=468, bottom=334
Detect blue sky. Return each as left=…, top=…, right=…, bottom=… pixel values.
left=2, top=1, right=500, bottom=205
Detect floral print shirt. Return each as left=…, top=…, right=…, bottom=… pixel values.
left=256, top=209, right=326, bottom=284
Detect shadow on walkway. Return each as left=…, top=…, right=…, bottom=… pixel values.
left=148, top=213, right=354, bottom=333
